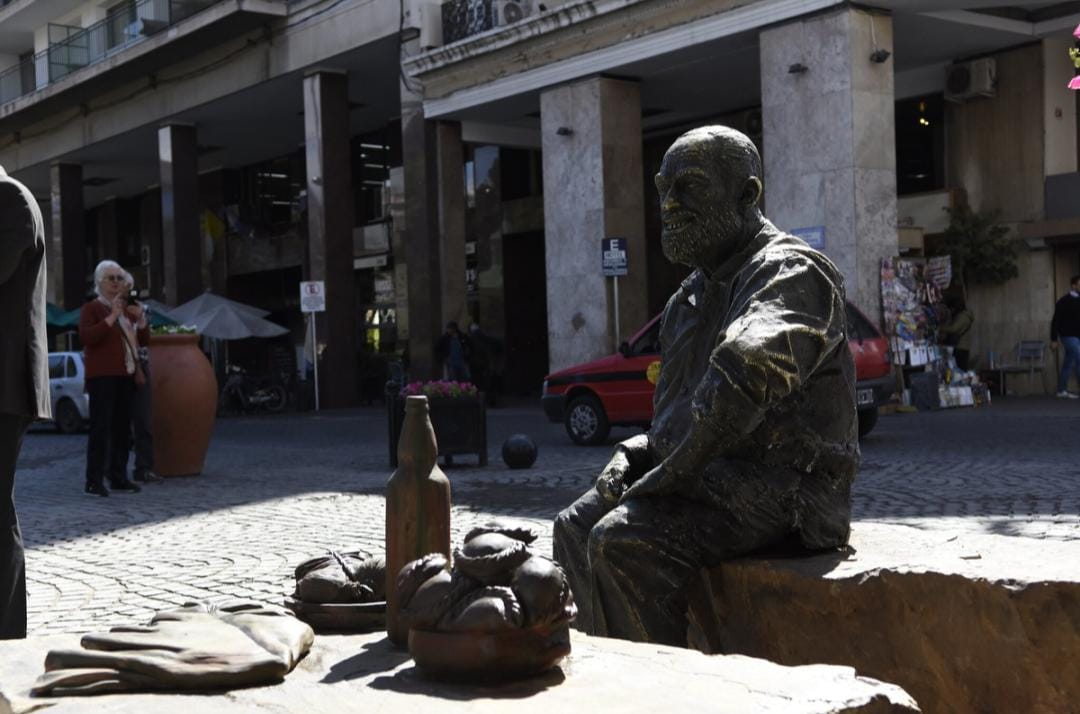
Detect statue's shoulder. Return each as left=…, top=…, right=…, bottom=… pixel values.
left=751, top=225, right=843, bottom=282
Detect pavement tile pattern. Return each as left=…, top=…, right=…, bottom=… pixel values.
left=14, top=398, right=1080, bottom=635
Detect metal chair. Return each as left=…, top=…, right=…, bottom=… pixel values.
left=997, top=341, right=1047, bottom=396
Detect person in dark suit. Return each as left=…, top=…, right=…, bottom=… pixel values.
left=0, top=165, right=50, bottom=639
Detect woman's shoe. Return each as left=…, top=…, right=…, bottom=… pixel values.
left=85, top=483, right=109, bottom=497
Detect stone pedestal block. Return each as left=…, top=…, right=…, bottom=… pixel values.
left=687, top=523, right=1080, bottom=714
left=0, top=629, right=916, bottom=713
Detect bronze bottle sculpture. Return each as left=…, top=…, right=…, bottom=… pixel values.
left=385, top=395, right=451, bottom=647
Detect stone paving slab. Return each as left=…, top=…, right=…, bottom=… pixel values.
left=0, top=630, right=919, bottom=713
left=11, top=398, right=1080, bottom=636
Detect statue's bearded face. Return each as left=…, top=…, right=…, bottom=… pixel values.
left=655, top=141, right=745, bottom=269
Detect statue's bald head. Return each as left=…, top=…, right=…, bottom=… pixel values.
left=655, top=126, right=765, bottom=270
left=670, top=126, right=762, bottom=193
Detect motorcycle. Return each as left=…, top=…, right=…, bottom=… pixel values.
left=220, top=364, right=288, bottom=414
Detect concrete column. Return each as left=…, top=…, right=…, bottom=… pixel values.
left=303, top=69, right=357, bottom=408
left=540, top=76, right=648, bottom=372
left=760, top=7, right=898, bottom=318
left=435, top=120, right=468, bottom=330
left=158, top=123, right=202, bottom=306
left=49, top=162, right=86, bottom=309
left=473, top=145, right=505, bottom=335
left=139, top=189, right=164, bottom=301
left=1043, top=36, right=1078, bottom=178
left=400, top=76, right=443, bottom=380
left=96, top=198, right=119, bottom=262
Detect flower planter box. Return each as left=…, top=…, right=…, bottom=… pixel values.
left=388, top=395, right=487, bottom=468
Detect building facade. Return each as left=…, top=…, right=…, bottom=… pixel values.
left=1, top=0, right=1076, bottom=404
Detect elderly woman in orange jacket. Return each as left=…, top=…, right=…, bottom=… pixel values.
left=78, top=260, right=148, bottom=496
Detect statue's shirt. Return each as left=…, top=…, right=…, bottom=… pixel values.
left=648, top=220, right=859, bottom=549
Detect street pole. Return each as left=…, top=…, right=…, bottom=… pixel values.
left=311, top=315, right=320, bottom=412
left=613, top=275, right=621, bottom=348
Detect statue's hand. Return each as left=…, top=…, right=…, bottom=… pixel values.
left=620, top=464, right=678, bottom=502
left=595, top=451, right=631, bottom=506
left=619, top=436, right=706, bottom=503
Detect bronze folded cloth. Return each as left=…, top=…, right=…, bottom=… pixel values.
left=31, top=601, right=314, bottom=697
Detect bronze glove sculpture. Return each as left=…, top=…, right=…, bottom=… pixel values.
left=553, top=126, right=859, bottom=647
left=32, top=601, right=313, bottom=696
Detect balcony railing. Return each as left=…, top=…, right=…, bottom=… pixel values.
left=0, top=0, right=217, bottom=106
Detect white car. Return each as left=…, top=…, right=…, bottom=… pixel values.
left=48, top=352, right=89, bottom=433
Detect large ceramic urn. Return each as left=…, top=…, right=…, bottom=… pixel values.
left=148, top=334, right=218, bottom=477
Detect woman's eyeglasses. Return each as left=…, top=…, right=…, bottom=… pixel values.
left=103, top=275, right=125, bottom=282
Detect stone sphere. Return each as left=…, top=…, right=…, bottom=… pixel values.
left=501, top=434, right=538, bottom=469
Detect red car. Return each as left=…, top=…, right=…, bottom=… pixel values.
left=542, top=303, right=892, bottom=445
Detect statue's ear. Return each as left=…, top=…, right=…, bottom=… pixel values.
left=740, top=177, right=763, bottom=208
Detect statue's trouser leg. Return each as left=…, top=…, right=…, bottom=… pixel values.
left=553, top=486, right=612, bottom=634
left=587, top=493, right=793, bottom=646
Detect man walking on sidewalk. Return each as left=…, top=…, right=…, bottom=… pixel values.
left=1050, top=274, right=1080, bottom=399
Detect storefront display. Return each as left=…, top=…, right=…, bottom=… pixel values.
left=881, top=256, right=987, bottom=410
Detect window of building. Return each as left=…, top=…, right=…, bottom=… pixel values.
left=235, top=155, right=304, bottom=232
left=354, top=140, right=391, bottom=224
left=500, top=147, right=542, bottom=201
left=895, top=94, right=945, bottom=195
left=352, top=125, right=399, bottom=225
left=18, top=50, right=34, bottom=95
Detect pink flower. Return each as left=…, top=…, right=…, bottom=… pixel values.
left=1069, top=75, right=1080, bottom=90
left=400, top=379, right=478, bottom=398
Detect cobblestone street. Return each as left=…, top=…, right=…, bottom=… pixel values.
left=14, top=398, right=1080, bottom=636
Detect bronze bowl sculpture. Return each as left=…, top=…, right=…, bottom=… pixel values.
left=395, top=524, right=577, bottom=681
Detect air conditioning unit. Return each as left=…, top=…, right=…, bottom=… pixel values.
left=493, top=0, right=534, bottom=27
left=125, top=18, right=167, bottom=39
left=944, top=58, right=996, bottom=102
left=418, top=0, right=443, bottom=49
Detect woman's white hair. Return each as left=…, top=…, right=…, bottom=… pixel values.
left=93, top=260, right=124, bottom=297
left=122, top=270, right=135, bottom=290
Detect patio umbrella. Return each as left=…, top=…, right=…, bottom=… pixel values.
left=169, top=292, right=270, bottom=325
left=45, top=303, right=80, bottom=328
left=132, top=299, right=178, bottom=328
left=186, top=303, right=289, bottom=340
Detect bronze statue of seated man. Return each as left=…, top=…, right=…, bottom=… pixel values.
left=553, top=126, right=859, bottom=647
